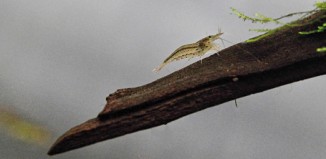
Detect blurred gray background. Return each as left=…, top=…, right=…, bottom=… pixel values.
left=1, top=0, right=325, bottom=159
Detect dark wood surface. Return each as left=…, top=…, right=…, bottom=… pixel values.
left=48, top=11, right=326, bottom=155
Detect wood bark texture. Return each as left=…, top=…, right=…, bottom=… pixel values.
left=48, top=11, right=326, bottom=155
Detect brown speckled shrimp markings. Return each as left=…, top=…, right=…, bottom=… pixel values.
left=153, top=32, right=224, bottom=72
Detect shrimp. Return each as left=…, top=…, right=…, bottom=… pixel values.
left=153, top=31, right=224, bottom=72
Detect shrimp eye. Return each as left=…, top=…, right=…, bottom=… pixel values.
left=208, top=36, right=211, bottom=38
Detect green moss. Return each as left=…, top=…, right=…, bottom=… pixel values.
left=231, top=1, right=326, bottom=45
left=230, top=7, right=282, bottom=24
left=299, top=22, right=326, bottom=52
left=299, top=23, right=326, bottom=35
left=245, top=24, right=291, bottom=43
left=315, top=1, right=326, bottom=10
left=317, top=47, right=326, bottom=52
left=248, top=28, right=273, bottom=32
left=245, top=29, right=277, bottom=43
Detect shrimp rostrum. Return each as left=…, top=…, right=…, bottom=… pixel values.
left=153, top=31, right=223, bottom=72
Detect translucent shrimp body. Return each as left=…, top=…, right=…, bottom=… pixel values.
left=153, top=32, right=223, bottom=72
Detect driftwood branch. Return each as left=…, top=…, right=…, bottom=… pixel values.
left=48, top=11, right=326, bottom=155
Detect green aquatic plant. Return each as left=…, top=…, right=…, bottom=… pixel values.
left=315, top=1, right=326, bottom=10
left=317, top=47, right=326, bottom=52
left=299, top=22, right=326, bottom=35
left=231, top=1, right=326, bottom=43
left=299, top=23, right=326, bottom=52
left=230, top=7, right=283, bottom=25
left=248, top=28, right=273, bottom=32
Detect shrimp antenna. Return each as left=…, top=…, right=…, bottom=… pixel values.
left=220, top=37, right=226, bottom=48
left=218, top=27, right=222, bottom=34
left=217, top=27, right=225, bottom=48
left=220, top=37, right=261, bottom=62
